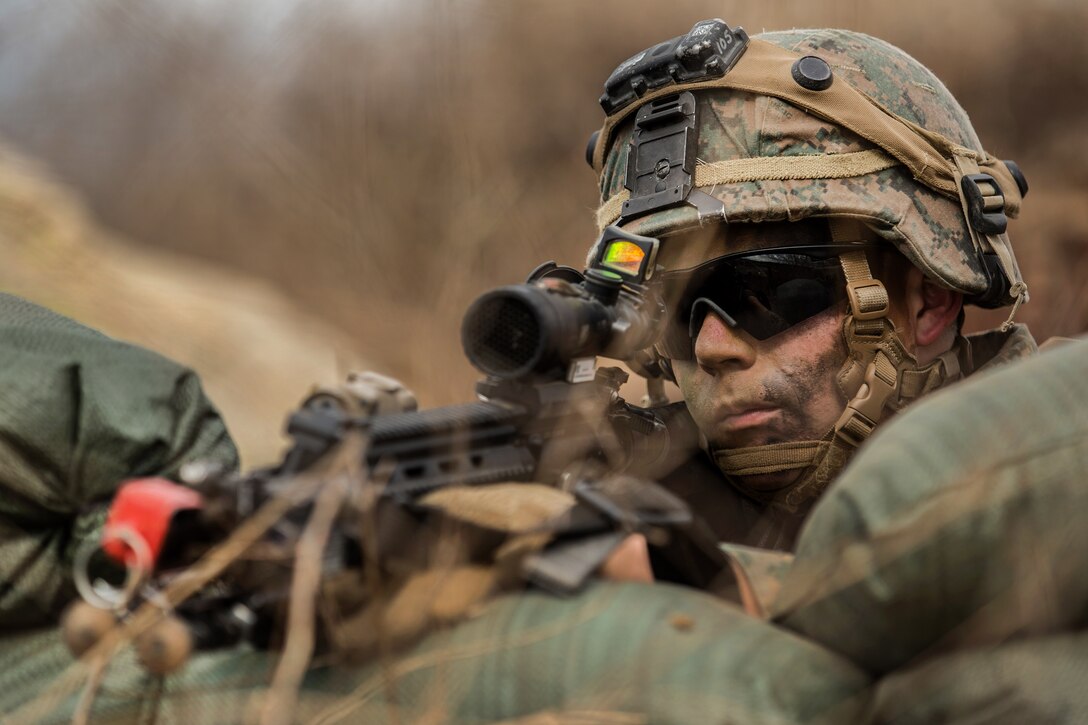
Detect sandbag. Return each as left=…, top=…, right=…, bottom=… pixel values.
left=720, top=542, right=794, bottom=617
left=773, top=338, right=1088, bottom=674
left=865, top=632, right=1088, bottom=724
left=3, top=582, right=870, bottom=724
left=0, top=294, right=238, bottom=627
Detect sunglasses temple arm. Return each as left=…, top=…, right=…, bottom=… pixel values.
left=688, top=297, right=739, bottom=340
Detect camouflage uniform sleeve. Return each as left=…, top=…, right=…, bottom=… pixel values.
left=0, top=294, right=238, bottom=627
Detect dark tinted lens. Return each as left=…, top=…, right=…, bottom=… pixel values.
left=729, top=254, right=842, bottom=339
left=658, top=249, right=849, bottom=359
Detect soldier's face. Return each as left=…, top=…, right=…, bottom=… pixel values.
left=672, top=302, right=849, bottom=450
left=662, top=221, right=851, bottom=452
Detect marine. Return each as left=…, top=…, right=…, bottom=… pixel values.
left=588, top=20, right=1039, bottom=557
left=5, top=18, right=1087, bottom=725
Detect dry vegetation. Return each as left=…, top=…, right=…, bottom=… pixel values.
left=0, top=145, right=368, bottom=465
left=0, top=0, right=1084, bottom=414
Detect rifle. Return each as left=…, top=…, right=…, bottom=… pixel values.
left=63, top=226, right=731, bottom=673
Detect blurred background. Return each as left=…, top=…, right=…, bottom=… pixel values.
left=0, top=0, right=1084, bottom=465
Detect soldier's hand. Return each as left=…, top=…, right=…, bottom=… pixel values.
left=599, top=533, right=654, bottom=583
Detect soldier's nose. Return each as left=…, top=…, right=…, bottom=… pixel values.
left=692, top=309, right=757, bottom=372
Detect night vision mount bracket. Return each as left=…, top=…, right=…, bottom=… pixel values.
left=621, top=92, right=699, bottom=220
left=604, top=19, right=749, bottom=224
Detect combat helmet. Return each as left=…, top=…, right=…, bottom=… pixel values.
left=586, top=20, right=1030, bottom=515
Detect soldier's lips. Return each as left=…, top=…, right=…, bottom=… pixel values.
left=716, top=405, right=781, bottom=431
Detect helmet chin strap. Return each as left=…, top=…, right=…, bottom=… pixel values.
left=711, top=225, right=963, bottom=514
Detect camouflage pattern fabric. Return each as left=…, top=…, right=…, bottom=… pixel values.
left=0, top=294, right=238, bottom=628
left=773, top=335, right=1088, bottom=674
left=718, top=542, right=794, bottom=617
left=0, top=582, right=870, bottom=724
left=960, top=323, right=1039, bottom=370
left=599, top=29, right=1002, bottom=298
left=867, top=632, right=1088, bottom=724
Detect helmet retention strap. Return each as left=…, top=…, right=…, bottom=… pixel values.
left=832, top=237, right=962, bottom=449
left=833, top=246, right=898, bottom=447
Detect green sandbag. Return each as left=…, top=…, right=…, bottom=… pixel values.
left=866, top=632, right=1088, bottom=724
left=773, top=338, right=1088, bottom=674
left=3, top=582, right=870, bottom=724
left=0, top=294, right=238, bottom=627
left=719, top=542, right=794, bottom=615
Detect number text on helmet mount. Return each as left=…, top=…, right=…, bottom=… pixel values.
left=599, top=19, right=749, bottom=117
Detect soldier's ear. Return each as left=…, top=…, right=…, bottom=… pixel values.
left=914, top=274, right=963, bottom=348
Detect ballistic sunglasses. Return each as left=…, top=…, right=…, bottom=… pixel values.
left=655, top=244, right=873, bottom=360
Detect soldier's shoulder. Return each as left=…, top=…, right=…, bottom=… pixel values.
left=962, top=322, right=1037, bottom=373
